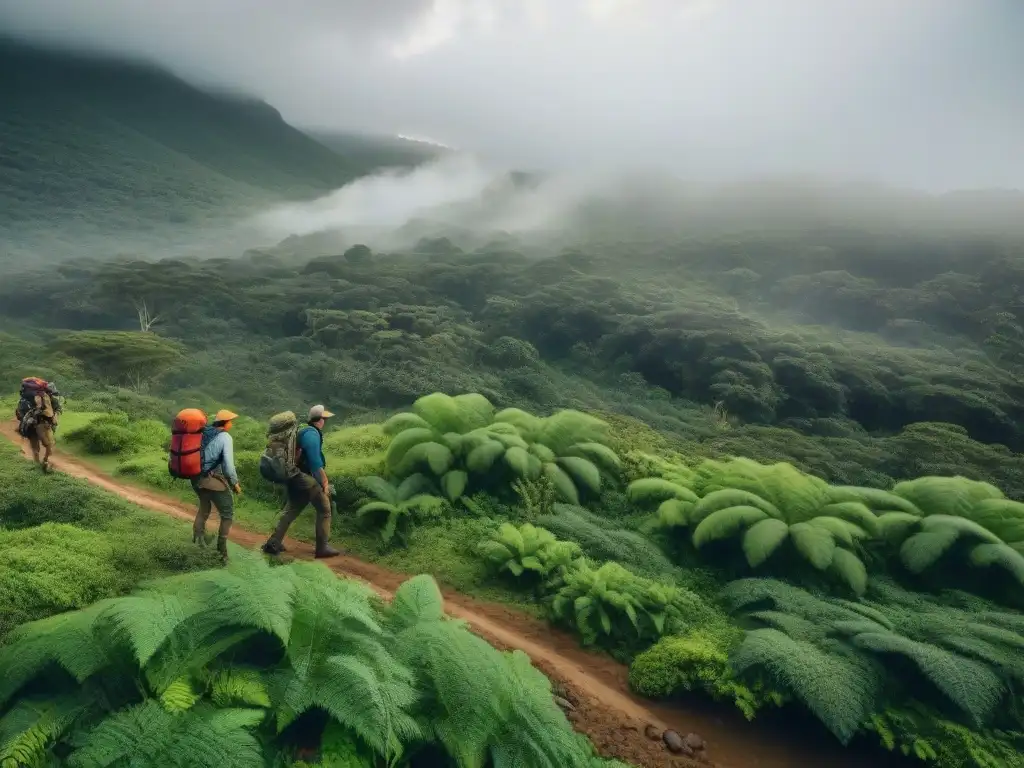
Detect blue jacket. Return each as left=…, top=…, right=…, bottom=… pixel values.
left=200, top=428, right=239, bottom=486
left=297, top=425, right=326, bottom=477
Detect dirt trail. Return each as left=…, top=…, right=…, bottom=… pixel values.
left=2, top=424, right=906, bottom=768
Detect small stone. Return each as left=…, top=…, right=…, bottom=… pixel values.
left=683, top=733, right=706, bottom=751
left=553, top=696, right=575, bottom=712
left=644, top=724, right=661, bottom=741
left=663, top=730, right=693, bottom=756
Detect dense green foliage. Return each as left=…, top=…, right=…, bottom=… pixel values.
left=0, top=553, right=617, bottom=767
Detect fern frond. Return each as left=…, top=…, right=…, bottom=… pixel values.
left=967, top=498, right=1024, bottom=544
left=689, top=489, right=780, bottom=527
left=849, top=632, right=1003, bottom=725
left=505, top=446, right=542, bottom=480
left=0, top=601, right=111, bottom=708
left=393, top=441, right=453, bottom=477
left=440, top=470, right=469, bottom=501
left=900, top=527, right=962, bottom=573
left=565, top=442, right=621, bottom=474
left=829, top=549, right=868, bottom=596
left=730, top=628, right=881, bottom=744
left=627, top=478, right=698, bottom=505
left=969, top=543, right=1024, bottom=585
left=742, top=518, right=790, bottom=567
left=543, top=462, right=579, bottom=504
left=384, top=428, right=436, bottom=471
left=556, top=456, right=601, bottom=495
left=692, top=505, right=769, bottom=549
left=0, top=692, right=91, bottom=768
left=68, top=700, right=267, bottom=768
left=381, top=412, right=430, bottom=436
left=466, top=439, right=506, bottom=473
left=876, top=512, right=922, bottom=543
left=355, top=476, right=398, bottom=504
left=789, top=522, right=837, bottom=570
left=209, top=667, right=271, bottom=709
left=159, top=678, right=200, bottom=713
left=657, top=498, right=693, bottom=528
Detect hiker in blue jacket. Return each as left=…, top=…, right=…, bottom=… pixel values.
left=261, top=404, right=340, bottom=559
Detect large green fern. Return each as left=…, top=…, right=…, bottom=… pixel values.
left=883, top=477, right=1024, bottom=592
left=476, top=522, right=582, bottom=589
left=645, top=458, right=878, bottom=594
left=721, top=577, right=1024, bottom=743
left=0, top=554, right=608, bottom=767
left=354, top=474, right=445, bottom=546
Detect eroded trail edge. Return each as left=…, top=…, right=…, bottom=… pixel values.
left=2, top=425, right=888, bottom=768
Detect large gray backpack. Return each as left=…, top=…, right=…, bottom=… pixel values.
left=259, top=411, right=300, bottom=484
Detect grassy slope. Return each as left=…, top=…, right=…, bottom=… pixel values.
left=0, top=437, right=222, bottom=637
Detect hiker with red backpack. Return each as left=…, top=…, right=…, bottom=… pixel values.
left=14, top=377, right=62, bottom=473
left=168, top=408, right=241, bottom=563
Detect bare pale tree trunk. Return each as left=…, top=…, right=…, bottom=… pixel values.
left=133, top=298, right=161, bottom=332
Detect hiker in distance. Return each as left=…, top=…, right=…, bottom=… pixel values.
left=192, top=409, right=242, bottom=563
left=14, top=377, right=62, bottom=473
left=261, top=404, right=341, bottom=559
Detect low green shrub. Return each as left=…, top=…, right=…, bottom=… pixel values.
left=628, top=627, right=784, bottom=720
left=0, top=523, right=120, bottom=638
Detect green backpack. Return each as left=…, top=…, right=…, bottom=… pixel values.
left=259, top=411, right=300, bottom=484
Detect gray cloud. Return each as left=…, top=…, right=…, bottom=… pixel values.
left=1, top=0, right=1022, bottom=190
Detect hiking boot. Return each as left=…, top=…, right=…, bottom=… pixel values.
left=314, top=514, right=340, bottom=559
left=217, top=536, right=229, bottom=564
left=261, top=540, right=284, bottom=556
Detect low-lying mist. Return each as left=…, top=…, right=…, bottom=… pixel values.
left=249, top=154, right=1024, bottom=256
left=5, top=155, right=1024, bottom=274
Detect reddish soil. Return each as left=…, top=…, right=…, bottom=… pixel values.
left=2, top=423, right=910, bottom=768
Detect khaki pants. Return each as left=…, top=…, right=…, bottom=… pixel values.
left=28, top=422, right=55, bottom=467
left=191, top=474, right=234, bottom=554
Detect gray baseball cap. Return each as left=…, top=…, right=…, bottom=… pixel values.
left=308, top=404, right=335, bottom=421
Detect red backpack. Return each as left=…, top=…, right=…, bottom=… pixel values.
left=168, top=408, right=208, bottom=479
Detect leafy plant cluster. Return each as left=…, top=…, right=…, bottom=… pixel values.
left=0, top=553, right=617, bottom=768
left=378, top=392, right=621, bottom=506
left=629, top=457, right=1024, bottom=602
left=475, top=522, right=717, bottom=655
left=348, top=392, right=623, bottom=545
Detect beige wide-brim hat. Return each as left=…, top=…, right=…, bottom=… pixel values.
left=213, top=409, right=239, bottom=423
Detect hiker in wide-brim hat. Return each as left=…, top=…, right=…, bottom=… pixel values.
left=192, top=408, right=242, bottom=562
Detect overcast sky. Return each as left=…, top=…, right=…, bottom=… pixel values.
left=1, top=0, right=1022, bottom=190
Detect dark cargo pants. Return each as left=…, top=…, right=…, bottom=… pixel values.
left=265, top=473, right=332, bottom=551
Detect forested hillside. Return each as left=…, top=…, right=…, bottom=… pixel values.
left=0, top=39, right=428, bottom=264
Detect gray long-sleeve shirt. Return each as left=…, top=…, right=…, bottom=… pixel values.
left=201, top=429, right=239, bottom=486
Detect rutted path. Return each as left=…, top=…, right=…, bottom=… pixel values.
left=2, top=423, right=906, bottom=768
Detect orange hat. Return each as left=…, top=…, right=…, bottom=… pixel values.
left=213, top=409, right=239, bottom=424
